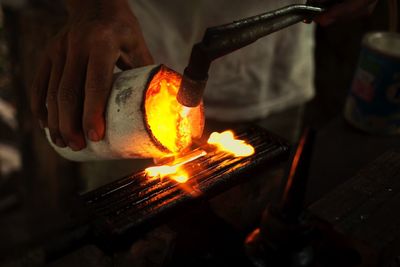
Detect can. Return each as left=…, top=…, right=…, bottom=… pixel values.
left=344, top=31, right=400, bottom=134
left=46, top=65, right=204, bottom=161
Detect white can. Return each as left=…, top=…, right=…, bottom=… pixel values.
left=344, top=32, right=400, bottom=134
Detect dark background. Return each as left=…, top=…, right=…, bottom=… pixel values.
left=0, top=0, right=399, bottom=266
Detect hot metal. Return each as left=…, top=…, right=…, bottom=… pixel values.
left=22, top=126, right=288, bottom=262
left=81, top=126, right=289, bottom=249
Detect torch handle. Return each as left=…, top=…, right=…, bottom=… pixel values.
left=178, top=3, right=328, bottom=107
left=192, top=4, right=325, bottom=76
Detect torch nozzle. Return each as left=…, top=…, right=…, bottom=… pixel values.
left=177, top=72, right=208, bottom=107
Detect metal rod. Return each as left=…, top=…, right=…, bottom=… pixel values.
left=177, top=4, right=326, bottom=107
left=279, top=128, right=316, bottom=222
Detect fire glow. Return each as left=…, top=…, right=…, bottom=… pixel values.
left=145, top=150, right=206, bottom=183
left=145, top=68, right=199, bottom=154
left=145, top=130, right=255, bottom=183
left=208, top=130, right=255, bottom=157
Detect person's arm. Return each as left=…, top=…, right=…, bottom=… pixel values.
left=315, top=0, right=378, bottom=26
left=31, top=0, right=153, bottom=151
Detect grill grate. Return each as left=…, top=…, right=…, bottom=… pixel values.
left=81, top=126, right=290, bottom=245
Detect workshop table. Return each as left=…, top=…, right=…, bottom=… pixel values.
left=306, top=117, right=400, bottom=205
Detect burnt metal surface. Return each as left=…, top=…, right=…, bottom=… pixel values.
left=81, top=126, right=289, bottom=248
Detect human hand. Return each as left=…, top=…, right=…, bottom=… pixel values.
left=31, top=0, right=153, bottom=151
left=315, top=0, right=378, bottom=26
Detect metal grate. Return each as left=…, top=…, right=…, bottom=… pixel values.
left=81, top=126, right=290, bottom=246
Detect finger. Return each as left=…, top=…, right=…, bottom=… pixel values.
left=83, top=47, right=117, bottom=141
left=47, top=55, right=66, bottom=147
left=58, top=50, right=87, bottom=151
left=30, top=56, right=51, bottom=128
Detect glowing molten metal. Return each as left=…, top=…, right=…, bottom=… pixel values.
left=145, top=150, right=206, bottom=183
left=207, top=130, right=255, bottom=157
left=145, top=130, right=255, bottom=184
left=145, top=67, right=202, bottom=154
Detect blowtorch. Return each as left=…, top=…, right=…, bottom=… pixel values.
left=176, top=1, right=334, bottom=107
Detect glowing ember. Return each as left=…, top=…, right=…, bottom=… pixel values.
left=207, top=130, right=255, bottom=157
left=145, top=67, right=199, bottom=154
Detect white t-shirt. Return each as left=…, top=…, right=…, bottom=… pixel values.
left=131, top=0, right=315, bottom=121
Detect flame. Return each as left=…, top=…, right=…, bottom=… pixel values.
left=145, top=164, right=180, bottom=177
left=170, top=172, right=189, bottom=183
left=207, top=130, right=255, bottom=157
left=145, top=130, right=255, bottom=184
left=145, top=68, right=192, bottom=154
left=145, top=150, right=206, bottom=183
left=145, top=164, right=188, bottom=183
left=181, top=106, right=191, bottom=117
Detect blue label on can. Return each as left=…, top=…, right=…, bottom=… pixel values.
left=345, top=45, right=400, bottom=134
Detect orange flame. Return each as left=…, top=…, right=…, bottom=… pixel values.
left=207, top=130, right=255, bottom=157
left=145, top=68, right=193, bottom=154
left=145, top=150, right=206, bottom=183
left=145, top=130, right=255, bottom=184
left=170, top=171, right=189, bottom=183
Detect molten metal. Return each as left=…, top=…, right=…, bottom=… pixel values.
left=145, top=68, right=200, bottom=154
left=145, top=130, right=255, bottom=183
left=208, top=130, right=255, bottom=157
left=145, top=150, right=206, bottom=183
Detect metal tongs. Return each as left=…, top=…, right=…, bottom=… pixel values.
left=177, top=1, right=335, bottom=107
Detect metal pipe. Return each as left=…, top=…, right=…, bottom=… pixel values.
left=177, top=4, right=326, bottom=107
